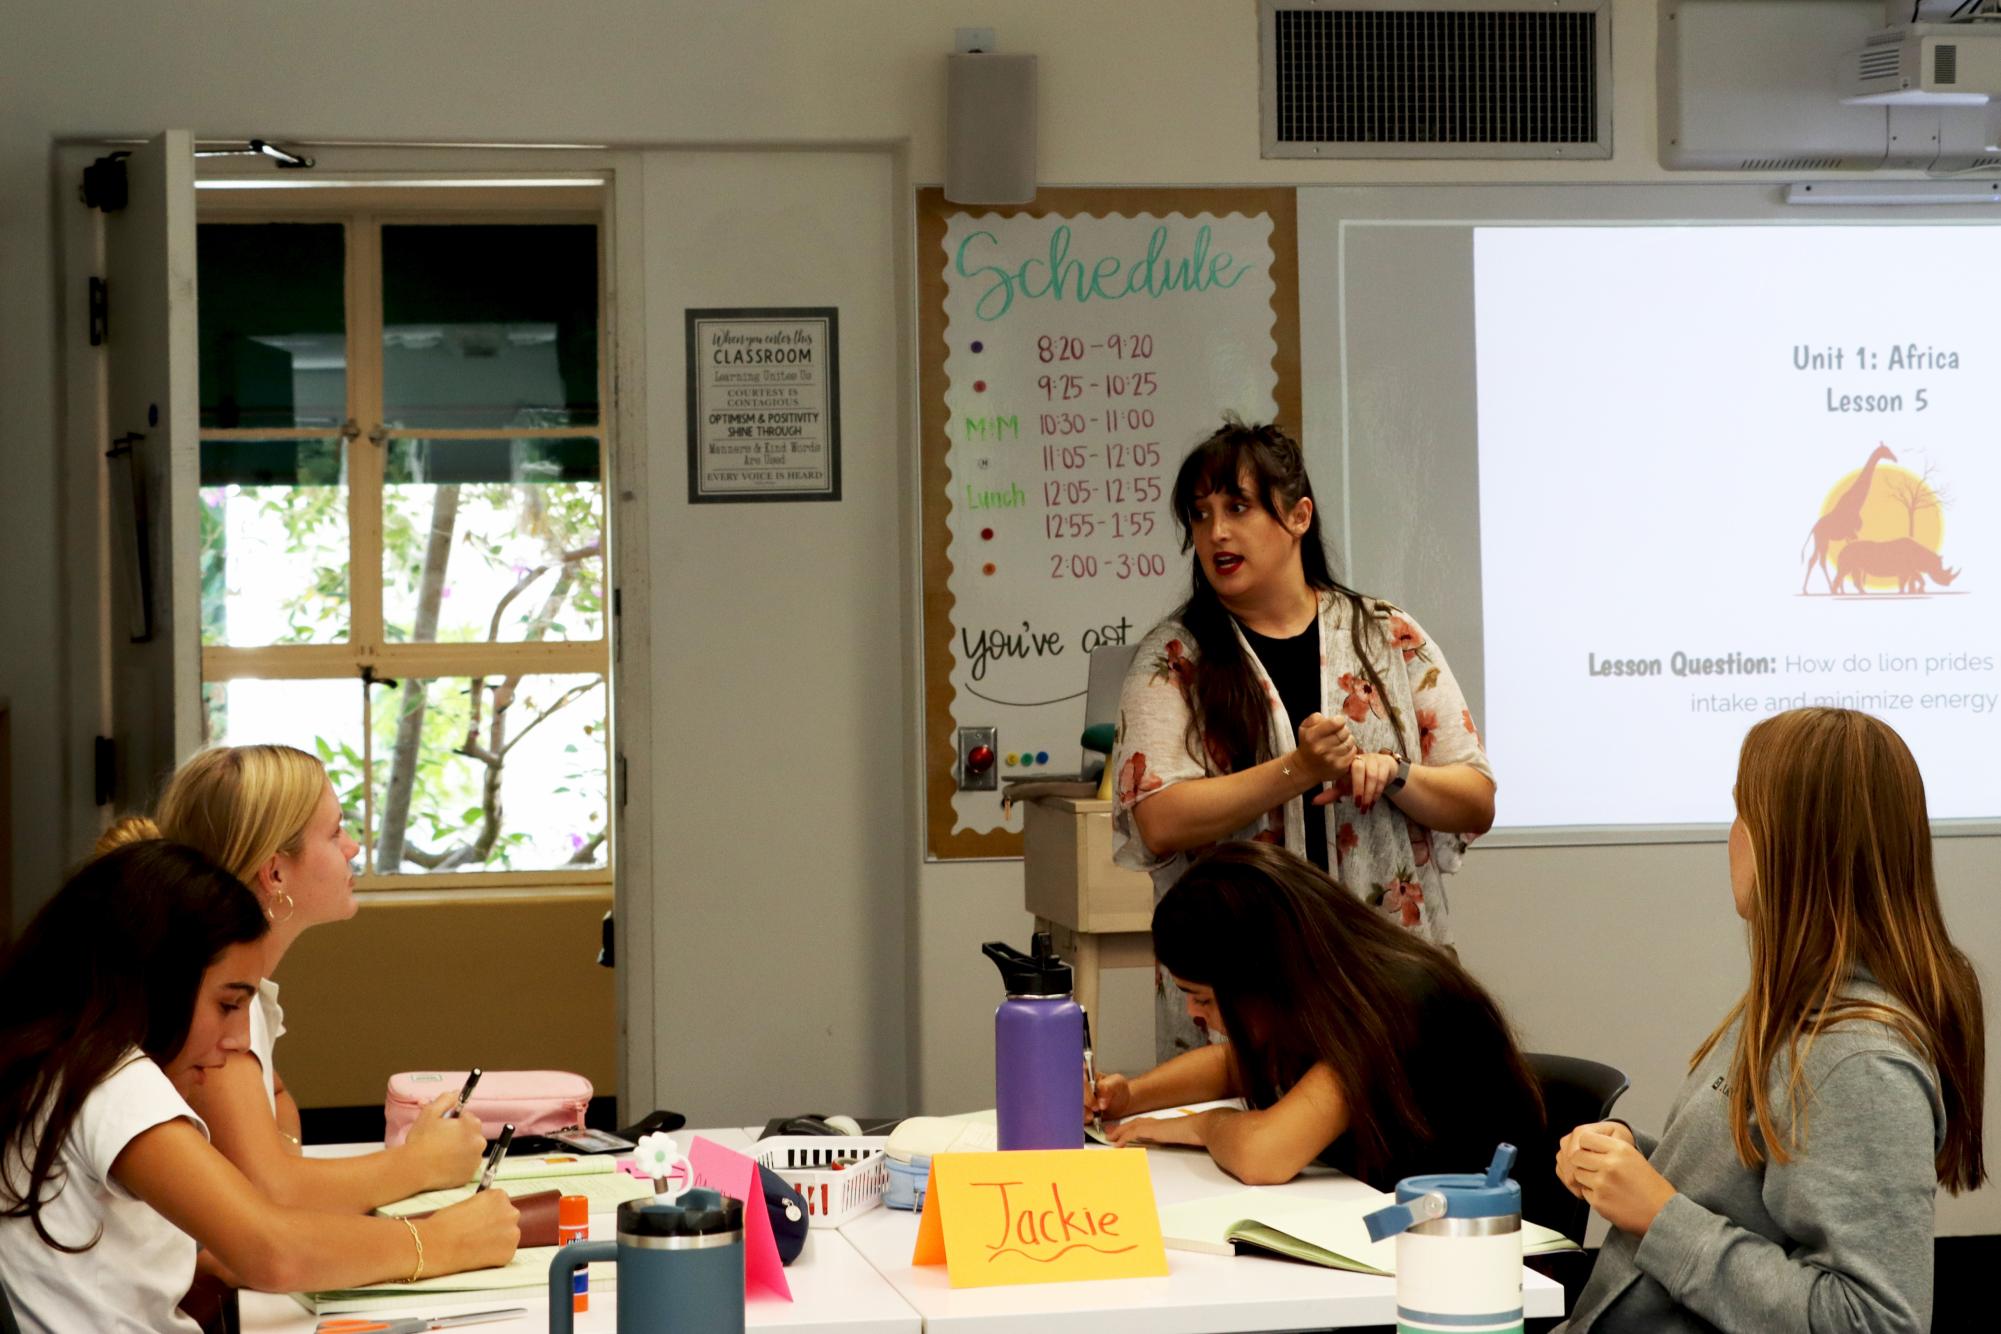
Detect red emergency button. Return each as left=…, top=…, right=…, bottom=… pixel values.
left=965, top=745, right=996, bottom=776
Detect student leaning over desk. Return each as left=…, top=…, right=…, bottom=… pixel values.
left=1090, top=840, right=1550, bottom=1219
left=0, top=842, right=518, bottom=1334
left=100, top=744, right=486, bottom=1211
left=1552, top=707, right=1986, bottom=1334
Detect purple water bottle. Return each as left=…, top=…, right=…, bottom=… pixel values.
left=982, top=932, right=1086, bottom=1151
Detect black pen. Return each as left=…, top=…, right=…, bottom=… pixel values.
left=448, top=1067, right=483, bottom=1119
left=476, top=1123, right=515, bottom=1192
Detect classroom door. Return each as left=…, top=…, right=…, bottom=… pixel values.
left=98, top=131, right=203, bottom=809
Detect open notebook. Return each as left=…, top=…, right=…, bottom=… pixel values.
left=375, top=1152, right=657, bottom=1217
left=1160, top=1188, right=1578, bottom=1275
left=1086, top=1098, right=1247, bottom=1145
left=294, top=1245, right=617, bottom=1315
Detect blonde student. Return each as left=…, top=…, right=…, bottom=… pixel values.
left=0, top=842, right=517, bottom=1334
left=1553, top=708, right=1985, bottom=1333
left=102, top=744, right=485, bottom=1210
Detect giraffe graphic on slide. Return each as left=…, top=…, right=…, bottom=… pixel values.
left=1801, top=443, right=1896, bottom=594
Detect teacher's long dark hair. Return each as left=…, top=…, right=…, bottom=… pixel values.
left=0, top=840, right=268, bottom=1250
left=1168, top=419, right=1401, bottom=773
left=1153, top=841, right=1541, bottom=1185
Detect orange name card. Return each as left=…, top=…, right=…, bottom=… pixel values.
left=911, top=1149, right=1169, bottom=1288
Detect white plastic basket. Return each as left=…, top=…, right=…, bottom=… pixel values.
left=753, top=1135, right=889, bottom=1228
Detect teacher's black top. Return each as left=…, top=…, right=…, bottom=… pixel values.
left=1238, top=618, right=1328, bottom=873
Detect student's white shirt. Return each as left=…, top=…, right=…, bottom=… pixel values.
left=245, top=978, right=287, bottom=1112
left=0, top=1053, right=207, bottom=1334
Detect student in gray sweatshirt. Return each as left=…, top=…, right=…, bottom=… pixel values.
left=1552, top=707, right=1985, bottom=1334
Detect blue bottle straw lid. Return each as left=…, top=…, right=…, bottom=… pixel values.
left=1363, top=1143, right=1522, bottom=1241
left=1394, top=1142, right=1521, bottom=1217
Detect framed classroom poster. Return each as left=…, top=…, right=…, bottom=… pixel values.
left=685, top=307, right=842, bottom=503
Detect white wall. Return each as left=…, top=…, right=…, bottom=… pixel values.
left=632, top=147, right=911, bottom=1121
left=4, top=0, right=1993, bottom=1232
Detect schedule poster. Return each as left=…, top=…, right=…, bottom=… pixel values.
left=938, top=210, right=1281, bottom=837
left=685, top=308, right=841, bottom=503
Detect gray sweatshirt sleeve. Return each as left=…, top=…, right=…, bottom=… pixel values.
left=1630, top=1049, right=1938, bottom=1334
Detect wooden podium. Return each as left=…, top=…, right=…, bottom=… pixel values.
left=1020, top=796, right=1156, bottom=1020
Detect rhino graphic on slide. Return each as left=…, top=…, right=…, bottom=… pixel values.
left=1833, top=538, right=1959, bottom=595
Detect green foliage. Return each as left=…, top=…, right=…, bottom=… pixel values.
left=207, top=435, right=608, bottom=875
left=313, top=732, right=370, bottom=831
left=198, top=496, right=230, bottom=646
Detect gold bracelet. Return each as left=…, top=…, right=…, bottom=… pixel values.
left=399, top=1216, right=425, bottom=1283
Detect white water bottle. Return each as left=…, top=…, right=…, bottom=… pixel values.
left=1362, top=1143, right=1524, bottom=1334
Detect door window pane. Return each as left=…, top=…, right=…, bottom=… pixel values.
left=200, top=438, right=349, bottom=645
left=198, top=223, right=346, bottom=429
left=200, top=679, right=369, bottom=841
left=381, top=224, right=599, bottom=429
left=369, top=672, right=607, bottom=874
left=381, top=437, right=603, bottom=645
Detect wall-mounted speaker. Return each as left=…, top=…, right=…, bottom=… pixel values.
left=946, top=52, right=1038, bottom=205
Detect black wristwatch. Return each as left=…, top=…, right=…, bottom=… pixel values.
left=1386, top=754, right=1411, bottom=793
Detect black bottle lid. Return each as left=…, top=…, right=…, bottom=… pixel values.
left=620, top=1188, right=745, bottom=1237
left=982, top=930, right=1073, bottom=996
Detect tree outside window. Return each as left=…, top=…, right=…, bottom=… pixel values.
left=196, top=208, right=610, bottom=883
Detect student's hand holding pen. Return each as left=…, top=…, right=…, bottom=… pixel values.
left=416, top=1188, right=521, bottom=1276
left=1085, top=1071, right=1134, bottom=1126
left=403, top=1092, right=489, bottom=1190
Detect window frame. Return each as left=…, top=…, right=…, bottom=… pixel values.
left=197, top=186, right=613, bottom=890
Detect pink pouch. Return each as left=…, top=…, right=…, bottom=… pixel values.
left=384, top=1070, right=593, bottom=1145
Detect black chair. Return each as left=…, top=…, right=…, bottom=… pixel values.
left=1522, top=1052, right=1631, bottom=1332
left=0, top=1271, right=22, bottom=1334
left=1524, top=1052, right=1631, bottom=1243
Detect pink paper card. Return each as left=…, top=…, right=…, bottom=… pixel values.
left=689, top=1135, right=792, bottom=1301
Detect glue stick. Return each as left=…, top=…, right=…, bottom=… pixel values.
left=558, top=1194, right=590, bottom=1311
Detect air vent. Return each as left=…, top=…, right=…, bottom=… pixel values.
left=1262, top=1, right=1612, bottom=159
left=1855, top=46, right=1903, bottom=83
left=1741, top=157, right=1847, bottom=171
left=1936, top=43, right=1958, bottom=85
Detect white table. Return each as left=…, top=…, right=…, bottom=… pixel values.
left=236, top=1128, right=1562, bottom=1333
left=833, top=1138, right=1565, bottom=1333
left=237, top=1129, right=920, bottom=1333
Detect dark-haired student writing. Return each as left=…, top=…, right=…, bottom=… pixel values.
left=1111, top=419, right=1495, bottom=1061
left=0, top=842, right=518, bottom=1334
left=1552, top=708, right=1985, bottom=1333
left=1089, top=842, right=1550, bottom=1222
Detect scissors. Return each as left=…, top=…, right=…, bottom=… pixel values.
left=315, top=1309, right=525, bottom=1334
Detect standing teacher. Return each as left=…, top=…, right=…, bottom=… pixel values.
left=1112, top=419, right=1496, bottom=1059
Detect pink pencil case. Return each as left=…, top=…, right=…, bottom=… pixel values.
left=384, top=1070, right=593, bottom=1145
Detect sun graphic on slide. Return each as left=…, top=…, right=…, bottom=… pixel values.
left=1800, top=446, right=1959, bottom=596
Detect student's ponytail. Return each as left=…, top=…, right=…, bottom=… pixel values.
left=93, top=815, right=163, bottom=854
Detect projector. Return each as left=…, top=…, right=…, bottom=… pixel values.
left=1843, top=23, right=2001, bottom=105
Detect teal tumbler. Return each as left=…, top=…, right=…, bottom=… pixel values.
left=548, top=1187, right=745, bottom=1332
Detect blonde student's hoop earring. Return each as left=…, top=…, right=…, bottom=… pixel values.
left=266, top=890, right=295, bottom=924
